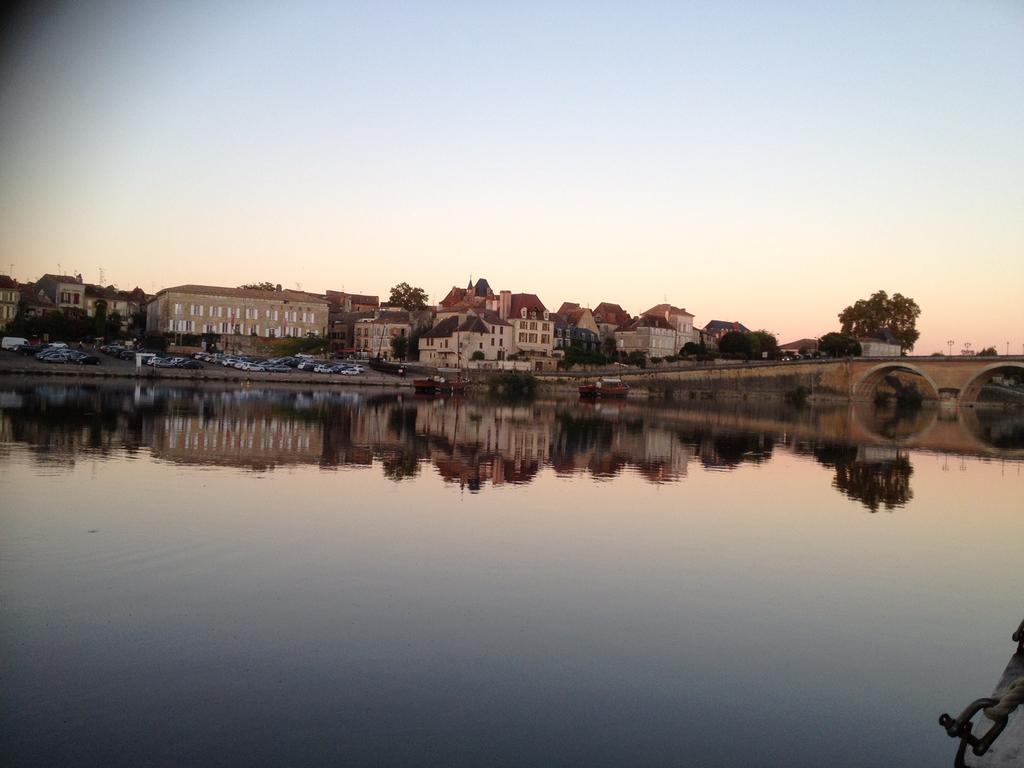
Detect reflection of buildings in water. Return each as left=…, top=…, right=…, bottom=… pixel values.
left=152, top=412, right=322, bottom=469
left=3, top=384, right=1021, bottom=494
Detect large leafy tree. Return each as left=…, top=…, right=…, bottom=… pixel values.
left=819, top=332, right=861, bottom=358
left=388, top=282, right=429, bottom=311
left=838, top=290, right=921, bottom=352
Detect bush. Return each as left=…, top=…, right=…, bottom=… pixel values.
left=558, top=347, right=612, bottom=369
left=649, top=356, right=662, bottom=364
left=626, top=351, right=647, bottom=369
left=470, top=350, right=485, bottom=361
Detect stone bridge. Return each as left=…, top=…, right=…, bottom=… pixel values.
left=543, top=356, right=1024, bottom=405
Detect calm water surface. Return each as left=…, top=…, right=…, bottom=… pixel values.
left=1, top=380, right=1022, bottom=767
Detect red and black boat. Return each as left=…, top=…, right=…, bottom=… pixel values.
left=578, top=377, right=629, bottom=398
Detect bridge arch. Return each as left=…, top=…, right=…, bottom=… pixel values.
left=852, top=362, right=942, bottom=402
left=958, top=362, right=1024, bottom=405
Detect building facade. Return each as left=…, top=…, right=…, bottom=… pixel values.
left=418, top=311, right=513, bottom=366
left=146, top=285, right=328, bottom=339
left=35, top=274, right=85, bottom=313
left=0, top=276, right=18, bottom=331
left=615, top=315, right=679, bottom=358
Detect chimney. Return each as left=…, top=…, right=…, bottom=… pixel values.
left=499, top=290, right=511, bottom=320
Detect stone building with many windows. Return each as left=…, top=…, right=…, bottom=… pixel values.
left=146, top=284, right=328, bottom=340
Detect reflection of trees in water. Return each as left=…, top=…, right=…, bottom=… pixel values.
left=812, top=443, right=913, bottom=512
left=673, top=427, right=774, bottom=469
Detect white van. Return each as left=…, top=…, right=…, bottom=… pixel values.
left=2, top=336, right=29, bottom=351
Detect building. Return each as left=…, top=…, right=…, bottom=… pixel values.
left=418, top=310, right=513, bottom=366
left=146, top=284, right=328, bottom=339
left=0, top=276, right=19, bottom=331
left=326, top=291, right=379, bottom=313
left=778, top=338, right=820, bottom=356
left=641, top=304, right=698, bottom=348
left=703, top=320, right=751, bottom=348
left=34, top=274, right=85, bottom=313
left=353, top=309, right=422, bottom=360
left=437, top=278, right=500, bottom=313
left=552, top=305, right=601, bottom=353
left=859, top=330, right=902, bottom=357
left=329, top=310, right=374, bottom=354
left=592, top=302, right=633, bottom=345
left=615, top=314, right=679, bottom=358
left=18, top=286, right=58, bottom=320
left=84, top=284, right=132, bottom=323
left=506, top=293, right=555, bottom=359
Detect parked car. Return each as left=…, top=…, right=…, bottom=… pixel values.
left=2, top=336, right=29, bottom=351
left=173, top=359, right=202, bottom=369
left=263, top=364, right=291, bottom=373
left=68, top=351, right=101, bottom=365
left=17, top=344, right=49, bottom=356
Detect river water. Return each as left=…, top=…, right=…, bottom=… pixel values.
left=1, top=380, right=1022, bottom=767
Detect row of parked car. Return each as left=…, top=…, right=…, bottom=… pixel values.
left=192, top=351, right=366, bottom=375
left=10, top=342, right=102, bottom=365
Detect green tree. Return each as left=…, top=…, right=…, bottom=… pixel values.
left=390, top=334, right=409, bottom=360
left=388, top=282, right=429, bottom=311
left=718, top=331, right=748, bottom=355
left=747, top=330, right=778, bottom=358
left=602, top=336, right=617, bottom=356
left=838, top=290, right=921, bottom=353
left=976, top=346, right=998, bottom=356
left=819, top=332, right=862, bottom=358
left=681, top=341, right=706, bottom=357
left=238, top=282, right=280, bottom=291
left=470, top=350, right=485, bottom=361
left=93, top=299, right=108, bottom=337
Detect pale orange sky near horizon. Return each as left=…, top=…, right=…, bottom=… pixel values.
left=2, top=2, right=1022, bottom=354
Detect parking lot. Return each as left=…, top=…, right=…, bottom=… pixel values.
left=0, top=345, right=416, bottom=387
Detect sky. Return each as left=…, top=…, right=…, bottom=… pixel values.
left=0, top=0, right=1021, bottom=354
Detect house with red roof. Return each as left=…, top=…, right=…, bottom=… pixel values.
left=418, top=309, right=513, bottom=366
left=505, top=292, right=556, bottom=362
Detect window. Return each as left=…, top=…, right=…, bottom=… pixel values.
left=542, top=322, right=549, bottom=331
left=73, top=293, right=80, bottom=305
left=529, top=321, right=537, bottom=330
left=541, top=334, right=549, bottom=344
left=518, top=332, right=526, bottom=342
left=529, top=333, right=537, bottom=343
left=174, top=303, right=182, bottom=315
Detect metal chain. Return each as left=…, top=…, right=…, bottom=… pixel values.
left=938, top=618, right=1024, bottom=767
